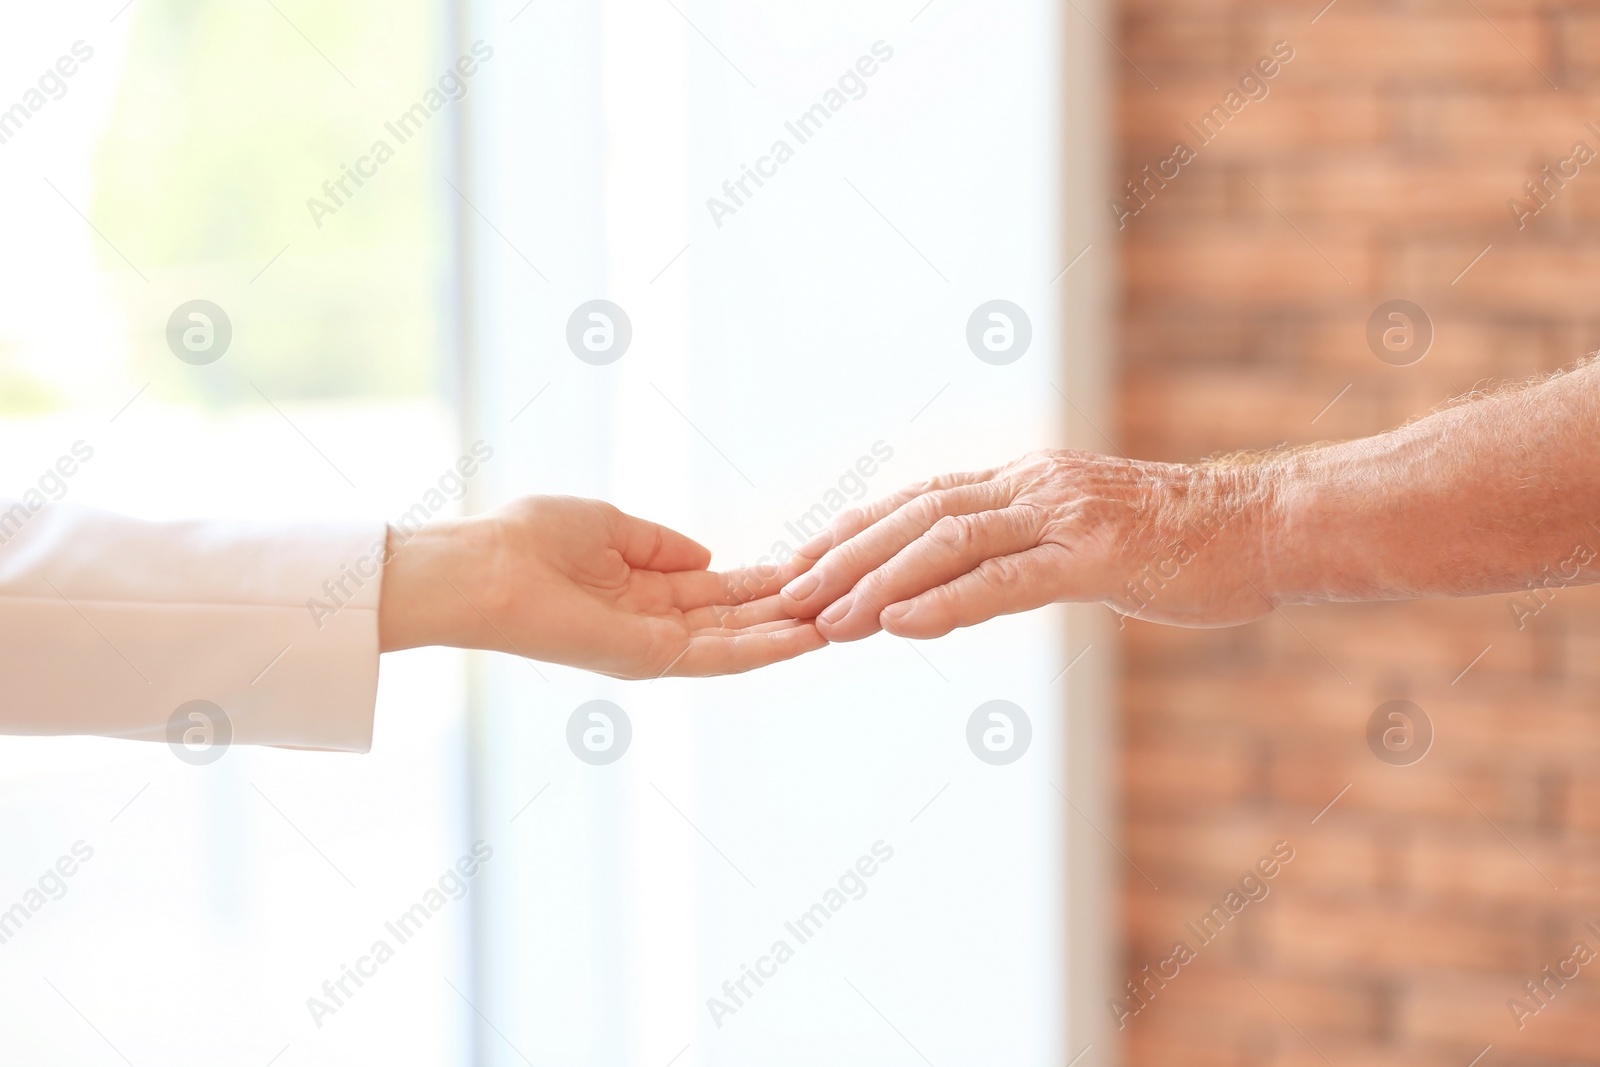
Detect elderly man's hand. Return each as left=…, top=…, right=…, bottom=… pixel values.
left=778, top=450, right=1277, bottom=640
left=779, top=357, right=1600, bottom=642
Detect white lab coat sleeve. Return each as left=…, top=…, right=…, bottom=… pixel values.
left=0, top=498, right=388, bottom=753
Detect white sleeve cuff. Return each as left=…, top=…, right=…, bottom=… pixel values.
left=0, top=500, right=388, bottom=753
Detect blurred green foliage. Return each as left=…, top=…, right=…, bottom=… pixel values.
left=93, top=0, right=444, bottom=406
left=0, top=337, right=64, bottom=416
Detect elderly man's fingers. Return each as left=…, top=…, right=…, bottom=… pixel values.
left=876, top=545, right=1069, bottom=640
left=780, top=480, right=1011, bottom=617
left=813, top=507, right=1044, bottom=642
left=658, top=620, right=827, bottom=677
left=785, top=467, right=1004, bottom=567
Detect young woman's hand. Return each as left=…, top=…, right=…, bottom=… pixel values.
left=380, top=496, right=824, bottom=678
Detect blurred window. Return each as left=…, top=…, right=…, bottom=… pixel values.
left=0, top=4, right=474, bottom=1064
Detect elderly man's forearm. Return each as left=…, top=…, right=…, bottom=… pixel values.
left=1260, top=359, right=1600, bottom=605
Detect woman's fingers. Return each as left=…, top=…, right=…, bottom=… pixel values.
left=664, top=559, right=803, bottom=611
left=609, top=507, right=713, bottom=572
left=709, top=555, right=813, bottom=605
left=687, top=616, right=814, bottom=638
left=814, top=506, right=1044, bottom=641
left=682, top=592, right=794, bottom=631
left=562, top=607, right=822, bottom=680
left=878, top=544, right=1070, bottom=639
left=661, top=620, right=826, bottom=677
left=780, top=480, right=1011, bottom=618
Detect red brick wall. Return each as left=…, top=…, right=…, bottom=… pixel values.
left=1114, top=1, right=1600, bottom=1063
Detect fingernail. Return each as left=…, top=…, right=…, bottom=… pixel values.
left=782, top=572, right=820, bottom=601
left=799, top=528, right=835, bottom=556
left=881, top=604, right=919, bottom=635
left=819, top=595, right=853, bottom=624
